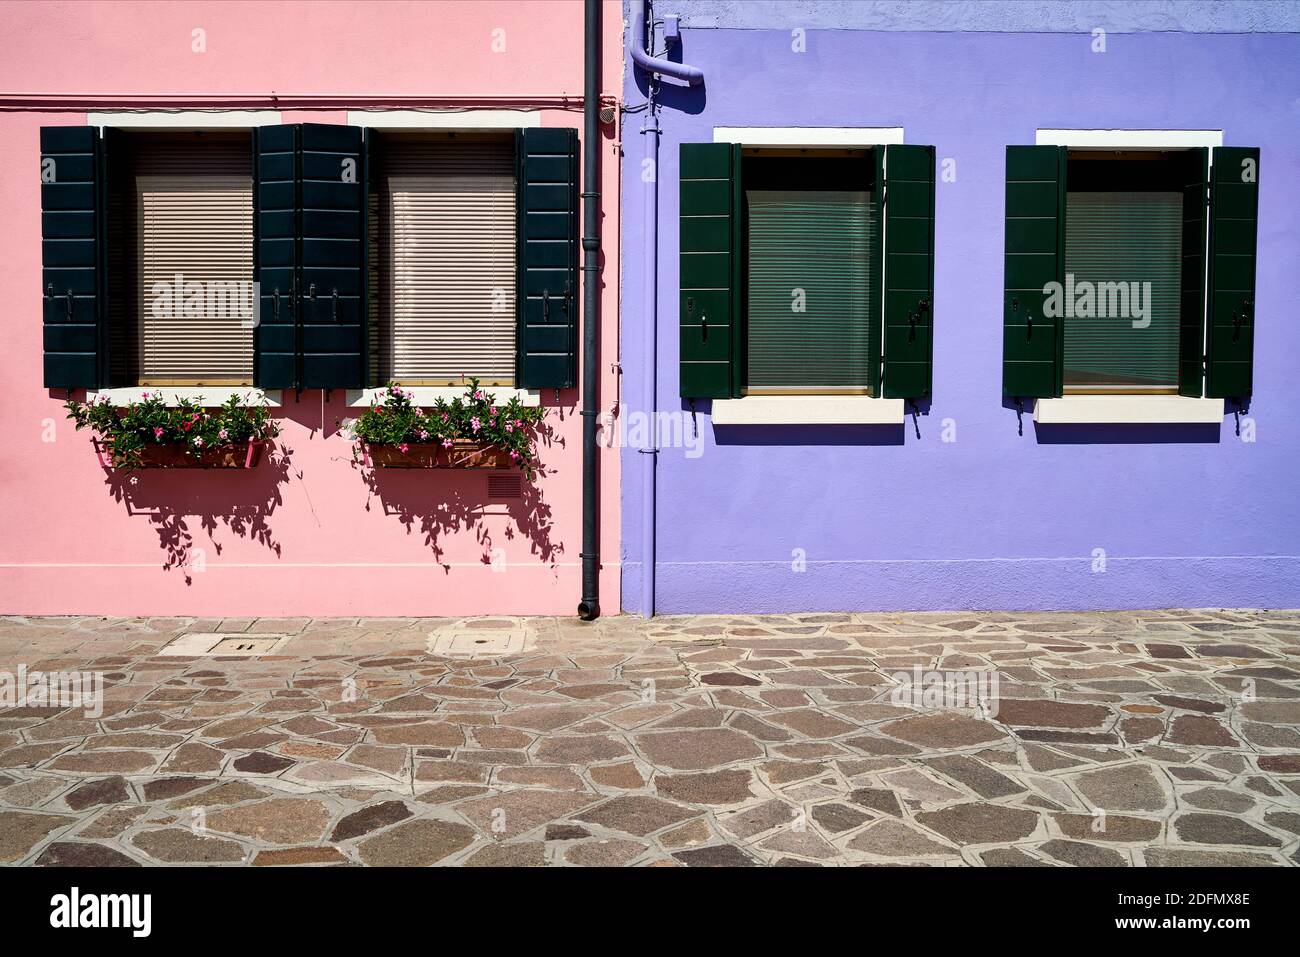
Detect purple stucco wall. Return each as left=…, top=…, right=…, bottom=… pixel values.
left=619, top=19, right=1300, bottom=614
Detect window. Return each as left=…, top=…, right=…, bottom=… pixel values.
left=1062, top=151, right=1186, bottom=394
left=369, top=132, right=518, bottom=386
left=679, top=139, right=935, bottom=408
left=108, top=131, right=254, bottom=386
left=742, top=151, right=875, bottom=395
left=1003, top=137, right=1259, bottom=407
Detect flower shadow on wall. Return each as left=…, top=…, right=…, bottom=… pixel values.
left=355, top=462, right=564, bottom=574
left=99, top=443, right=293, bottom=585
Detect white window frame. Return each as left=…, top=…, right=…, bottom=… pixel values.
left=86, top=110, right=281, bottom=407
left=708, top=126, right=906, bottom=425
left=1031, top=128, right=1225, bottom=424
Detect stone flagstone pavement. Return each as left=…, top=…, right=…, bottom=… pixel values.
left=1, top=609, right=1299, bottom=867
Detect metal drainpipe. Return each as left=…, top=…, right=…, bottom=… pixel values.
left=577, top=0, right=602, bottom=621
left=629, top=1, right=702, bottom=618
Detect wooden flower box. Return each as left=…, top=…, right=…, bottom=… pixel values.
left=362, top=440, right=512, bottom=469
left=95, top=440, right=265, bottom=470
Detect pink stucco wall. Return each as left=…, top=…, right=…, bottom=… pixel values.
left=0, top=1, right=623, bottom=616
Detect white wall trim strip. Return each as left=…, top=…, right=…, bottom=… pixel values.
left=712, top=395, right=904, bottom=425
left=347, top=109, right=541, bottom=129
left=88, top=110, right=281, bottom=128
left=713, top=126, right=905, bottom=147
left=346, top=387, right=541, bottom=408
left=1034, top=396, right=1224, bottom=424
left=89, top=388, right=281, bottom=408
left=1036, top=129, right=1223, bottom=148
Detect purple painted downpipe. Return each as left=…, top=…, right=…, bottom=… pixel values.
left=631, top=0, right=701, bottom=617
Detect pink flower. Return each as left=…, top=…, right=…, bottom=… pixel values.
left=440, top=412, right=449, bottom=422
left=513, top=419, right=523, bottom=429
left=398, top=443, right=409, bottom=453
left=153, top=427, right=164, bottom=439
left=218, top=428, right=229, bottom=441
left=474, top=391, right=484, bottom=400
left=418, top=429, right=428, bottom=440
left=193, top=437, right=204, bottom=448
left=504, top=423, right=514, bottom=434
left=389, top=385, right=401, bottom=395
left=141, top=391, right=150, bottom=399
left=180, top=420, right=192, bottom=432
left=470, top=416, right=481, bottom=433
left=510, top=450, right=521, bottom=461
left=442, top=438, right=453, bottom=449
left=489, top=406, right=497, bottom=416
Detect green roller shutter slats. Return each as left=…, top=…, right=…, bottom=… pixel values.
left=882, top=144, right=935, bottom=400
left=299, top=124, right=367, bottom=389
left=517, top=127, right=579, bottom=390
left=679, top=142, right=740, bottom=399
left=1179, top=148, right=1209, bottom=397
left=1003, top=145, right=1065, bottom=399
left=1206, top=146, right=1259, bottom=400
left=253, top=124, right=300, bottom=389
left=41, top=126, right=104, bottom=389
left=253, top=123, right=368, bottom=390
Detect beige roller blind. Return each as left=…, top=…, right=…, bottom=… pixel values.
left=134, top=137, right=253, bottom=384
left=379, top=137, right=516, bottom=385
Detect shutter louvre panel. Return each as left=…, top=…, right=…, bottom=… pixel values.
left=1003, top=145, right=1065, bottom=398
left=882, top=144, right=935, bottom=399
left=1205, top=146, right=1259, bottom=399
left=516, top=127, right=578, bottom=389
left=299, top=123, right=367, bottom=389
left=679, top=142, right=738, bottom=399
left=1179, top=148, right=1209, bottom=396
left=41, top=126, right=103, bottom=389
left=253, top=124, right=298, bottom=389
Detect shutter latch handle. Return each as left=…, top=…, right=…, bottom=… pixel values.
left=308, top=283, right=316, bottom=300
left=66, top=289, right=74, bottom=319
left=45, top=283, right=53, bottom=300
left=543, top=289, right=550, bottom=322
left=332, top=288, right=339, bottom=322
left=1012, top=297, right=1033, bottom=338
left=272, top=288, right=280, bottom=319
left=1233, top=297, right=1251, bottom=341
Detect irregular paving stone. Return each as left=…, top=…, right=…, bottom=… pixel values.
left=914, top=804, right=1040, bottom=846
left=565, top=838, right=648, bottom=866
left=459, top=790, right=595, bottom=839
left=879, top=713, right=1006, bottom=748
left=65, top=776, right=130, bottom=811
left=1073, top=764, right=1169, bottom=812
left=1014, top=729, right=1120, bottom=745
left=167, top=780, right=267, bottom=810
left=1262, top=811, right=1300, bottom=837
left=760, top=827, right=839, bottom=860
left=357, top=818, right=477, bottom=866
left=766, top=708, right=858, bottom=737
left=49, top=751, right=158, bottom=774
left=78, top=805, right=147, bottom=840
left=848, top=788, right=903, bottom=817
left=1182, top=787, right=1255, bottom=814
left=1054, top=813, right=1161, bottom=843
left=700, top=672, right=761, bottom=686
left=634, top=729, right=763, bottom=771
left=995, top=699, right=1112, bottom=729
left=34, top=841, right=141, bottom=867
left=544, top=823, right=592, bottom=841
left=880, top=768, right=965, bottom=804
left=535, top=735, right=630, bottom=764
left=1257, top=754, right=1300, bottom=773
left=980, top=847, right=1051, bottom=867
left=466, top=842, right=548, bottom=867
left=1144, top=848, right=1281, bottom=867
left=131, top=828, right=245, bottom=863
left=760, top=760, right=828, bottom=785
left=846, top=819, right=959, bottom=857
left=576, top=796, right=698, bottom=836
left=659, top=819, right=711, bottom=849
left=1152, top=695, right=1224, bottom=714
left=206, top=798, right=331, bottom=845
left=141, top=777, right=210, bottom=801
left=1166, top=715, right=1238, bottom=748
left=232, top=751, right=297, bottom=774
left=415, top=760, right=488, bottom=784
left=589, top=762, right=646, bottom=789
left=1038, top=839, right=1127, bottom=867
left=0, top=811, right=72, bottom=863
left=162, top=742, right=224, bottom=773
left=252, top=846, right=348, bottom=866
left=1239, top=700, right=1300, bottom=724
left=371, top=722, right=464, bottom=747
left=719, top=799, right=799, bottom=840
left=655, top=769, right=755, bottom=806
left=331, top=801, right=413, bottom=842
left=1120, top=716, right=1164, bottom=743
left=1172, top=813, right=1282, bottom=847
left=671, top=844, right=758, bottom=867
left=924, top=755, right=1026, bottom=799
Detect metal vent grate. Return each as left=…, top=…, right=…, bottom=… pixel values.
left=488, top=473, right=522, bottom=499
left=157, top=633, right=290, bottom=657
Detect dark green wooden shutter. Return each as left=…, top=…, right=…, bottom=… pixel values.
left=1179, top=148, right=1209, bottom=397
left=516, top=127, right=578, bottom=389
left=41, top=126, right=104, bottom=389
left=1205, top=146, right=1259, bottom=400
left=882, top=144, right=935, bottom=399
left=253, top=124, right=299, bottom=389
left=679, top=142, right=739, bottom=399
left=1003, top=146, right=1065, bottom=399
left=299, top=124, right=367, bottom=389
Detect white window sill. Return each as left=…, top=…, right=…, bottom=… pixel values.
left=88, top=388, right=281, bottom=408
left=346, top=387, right=541, bottom=408
left=1033, top=396, right=1224, bottom=424
left=712, top=396, right=905, bottom=425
